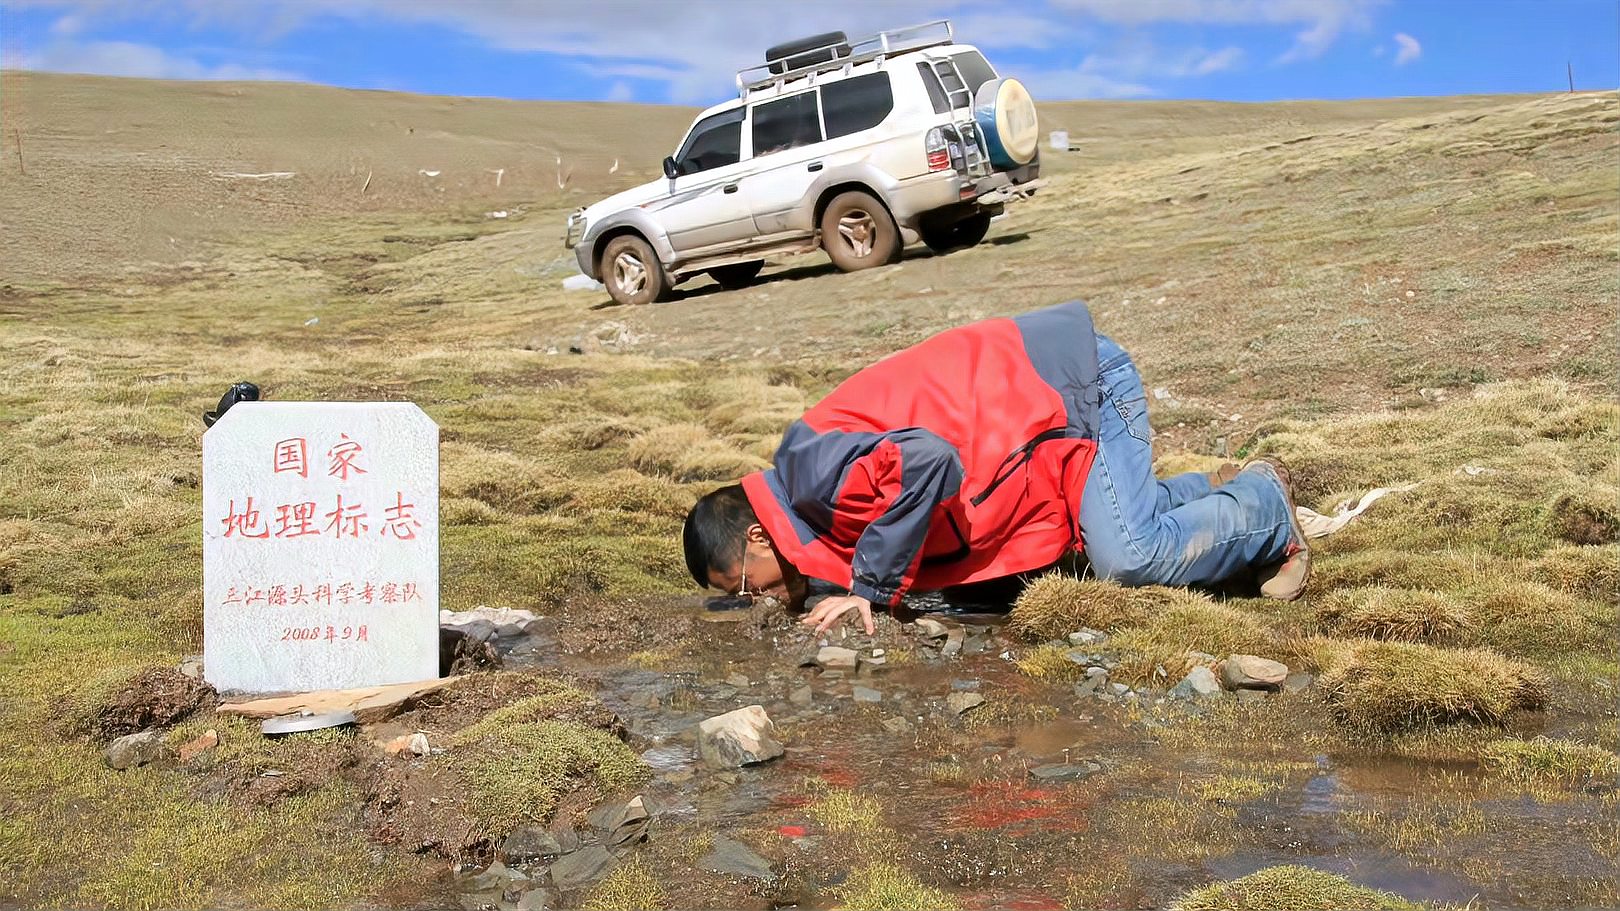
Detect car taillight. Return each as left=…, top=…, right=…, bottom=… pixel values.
left=925, top=127, right=950, bottom=172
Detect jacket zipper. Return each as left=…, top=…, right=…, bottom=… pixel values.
left=969, top=428, right=1067, bottom=506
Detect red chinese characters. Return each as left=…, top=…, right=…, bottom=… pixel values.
left=327, top=434, right=367, bottom=481
left=273, top=438, right=309, bottom=478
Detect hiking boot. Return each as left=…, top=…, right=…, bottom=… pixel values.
left=1207, top=462, right=1242, bottom=487
left=1245, top=457, right=1311, bottom=601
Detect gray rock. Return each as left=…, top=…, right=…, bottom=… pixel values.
left=859, top=655, right=888, bottom=671
left=815, top=646, right=859, bottom=670
left=914, top=618, right=951, bottom=641
left=1220, top=655, right=1289, bottom=690
left=176, top=655, right=204, bottom=679
left=788, top=685, right=814, bottom=707
left=587, top=795, right=649, bottom=848
left=105, top=730, right=169, bottom=770
left=699, top=834, right=776, bottom=880
left=1029, top=760, right=1102, bottom=782
left=1283, top=672, right=1316, bottom=693
left=949, top=679, right=980, bottom=691
left=1085, top=666, right=1109, bottom=679
left=726, top=672, right=751, bottom=688
left=515, top=888, right=553, bottom=911
left=1108, top=682, right=1130, bottom=696
left=1169, top=666, right=1223, bottom=700
left=945, top=692, right=985, bottom=716
left=1066, top=628, right=1106, bottom=646
left=1188, top=651, right=1218, bottom=666
left=548, top=846, right=616, bottom=892
left=853, top=686, right=882, bottom=703
left=457, top=860, right=526, bottom=893
left=502, top=826, right=564, bottom=863
left=697, top=705, right=784, bottom=768
left=942, top=627, right=965, bottom=657
left=1074, top=677, right=1103, bottom=697
left=881, top=716, right=914, bottom=735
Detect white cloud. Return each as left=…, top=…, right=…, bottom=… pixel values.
left=1049, top=0, right=1384, bottom=63
left=605, top=80, right=634, bottom=102
left=1392, top=31, right=1421, bottom=66
left=1017, top=67, right=1156, bottom=100
left=21, top=38, right=304, bottom=81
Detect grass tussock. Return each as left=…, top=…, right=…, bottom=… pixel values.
left=1098, top=796, right=1237, bottom=860
left=1315, top=587, right=1476, bottom=644
left=1481, top=736, right=1620, bottom=785
left=1193, top=774, right=1280, bottom=804
left=581, top=857, right=667, bottom=911
left=834, top=862, right=959, bottom=911
left=625, top=423, right=769, bottom=481
left=1172, top=866, right=1426, bottom=911
left=1528, top=544, right=1620, bottom=602
left=1007, top=574, right=1149, bottom=639
left=1110, top=598, right=1277, bottom=683
left=1547, top=486, right=1620, bottom=546
left=1319, top=641, right=1548, bottom=731
left=1468, top=580, right=1613, bottom=658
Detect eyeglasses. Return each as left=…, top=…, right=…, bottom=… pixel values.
left=735, top=539, right=766, bottom=604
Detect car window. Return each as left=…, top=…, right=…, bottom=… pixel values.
left=953, top=51, right=997, bottom=93
left=821, top=72, right=893, bottom=139
left=916, top=62, right=950, bottom=114
left=675, top=109, right=743, bottom=175
left=751, top=91, right=822, bottom=156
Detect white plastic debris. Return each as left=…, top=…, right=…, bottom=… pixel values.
left=562, top=274, right=604, bottom=292
left=485, top=210, right=509, bottom=219
left=1295, top=484, right=1418, bottom=539
left=303, top=317, right=319, bottom=327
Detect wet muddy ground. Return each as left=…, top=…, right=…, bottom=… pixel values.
left=424, top=597, right=1619, bottom=910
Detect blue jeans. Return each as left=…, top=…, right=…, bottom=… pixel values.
left=1078, top=335, right=1298, bottom=587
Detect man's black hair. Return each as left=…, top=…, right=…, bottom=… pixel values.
left=683, top=484, right=757, bottom=588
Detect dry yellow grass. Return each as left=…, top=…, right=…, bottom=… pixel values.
left=1319, top=641, right=1548, bottom=731
left=1315, top=587, right=1476, bottom=644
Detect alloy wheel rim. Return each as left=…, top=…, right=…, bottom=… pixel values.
left=837, top=210, right=877, bottom=258
left=612, top=251, right=647, bottom=295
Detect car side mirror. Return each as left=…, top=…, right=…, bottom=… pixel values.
left=662, top=156, right=679, bottom=179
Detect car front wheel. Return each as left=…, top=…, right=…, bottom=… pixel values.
left=600, top=234, right=669, bottom=306
left=820, top=191, right=901, bottom=272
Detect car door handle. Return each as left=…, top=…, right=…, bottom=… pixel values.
left=723, top=183, right=739, bottom=194
left=807, top=161, right=824, bottom=172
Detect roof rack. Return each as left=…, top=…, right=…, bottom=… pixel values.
left=736, top=20, right=954, bottom=97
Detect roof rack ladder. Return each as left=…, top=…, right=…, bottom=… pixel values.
left=932, top=58, right=992, bottom=179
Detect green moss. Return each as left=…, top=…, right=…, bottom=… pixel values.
left=1173, top=866, right=1426, bottom=911
left=835, top=863, right=959, bottom=911
left=582, top=857, right=667, bottom=911
left=448, top=720, right=647, bottom=836
left=806, top=788, right=886, bottom=836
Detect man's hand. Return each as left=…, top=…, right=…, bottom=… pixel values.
left=800, top=594, right=876, bottom=635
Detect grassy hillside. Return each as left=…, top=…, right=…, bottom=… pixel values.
left=0, top=72, right=1615, bottom=909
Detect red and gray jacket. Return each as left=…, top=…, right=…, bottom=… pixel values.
left=740, top=301, right=1103, bottom=606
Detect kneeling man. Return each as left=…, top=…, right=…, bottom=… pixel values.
left=682, top=301, right=1308, bottom=634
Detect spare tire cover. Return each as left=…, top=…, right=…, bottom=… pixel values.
left=972, top=77, right=1039, bottom=169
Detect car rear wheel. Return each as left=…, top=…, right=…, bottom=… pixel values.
left=709, top=260, right=764, bottom=290
left=820, top=191, right=900, bottom=272
left=920, top=212, right=992, bottom=254
left=601, top=234, right=669, bottom=306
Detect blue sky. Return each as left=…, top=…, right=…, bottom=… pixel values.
left=2, top=1, right=1615, bottom=104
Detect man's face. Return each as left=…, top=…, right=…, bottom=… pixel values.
left=706, top=524, right=806, bottom=609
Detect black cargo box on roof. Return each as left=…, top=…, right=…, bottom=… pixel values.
left=766, top=31, right=850, bottom=74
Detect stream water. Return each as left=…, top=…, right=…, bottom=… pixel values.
left=431, top=599, right=1616, bottom=910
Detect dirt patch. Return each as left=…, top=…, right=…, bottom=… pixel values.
left=93, top=667, right=215, bottom=739
left=553, top=597, right=799, bottom=656
left=1548, top=492, right=1619, bottom=545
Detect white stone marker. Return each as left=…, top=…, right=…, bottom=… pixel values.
left=203, top=402, right=439, bottom=693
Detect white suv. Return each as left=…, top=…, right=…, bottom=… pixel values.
left=564, top=21, right=1043, bottom=306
